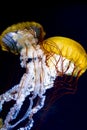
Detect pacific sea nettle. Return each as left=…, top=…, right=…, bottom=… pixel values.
left=41, top=36, right=87, bottom=109
left=0, top=21, right=87, bottom=130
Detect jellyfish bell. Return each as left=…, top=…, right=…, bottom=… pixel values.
left=41, top=36, right=87, bottom=77
left=0, top=21, right=46, bottom=69
left=0, top=21, right=46, bottom=55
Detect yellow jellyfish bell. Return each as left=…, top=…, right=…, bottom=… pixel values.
left=42, top=36, right=87, bottom=77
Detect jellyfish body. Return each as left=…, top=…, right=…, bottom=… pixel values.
left=0, top=22, right=87, bottom=130
left=41, top=36, right=87, bottom=77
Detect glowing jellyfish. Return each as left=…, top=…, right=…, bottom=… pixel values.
left=41, top=37, right=87, bottom=109
left=0, top=21, right=87, bottom=130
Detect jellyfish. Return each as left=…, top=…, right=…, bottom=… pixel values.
left=0, top=21, right=87, bottom=130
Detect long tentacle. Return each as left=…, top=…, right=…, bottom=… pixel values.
left=17, top=95, right=45, bottom=130
left=0, top=85, right=19, bottom=112
left=4, top=94, right=46, bottom=130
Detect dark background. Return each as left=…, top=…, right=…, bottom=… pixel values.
left=0, top=3, right=87, bottom=130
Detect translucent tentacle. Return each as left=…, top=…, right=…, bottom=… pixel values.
left=0, top=72, right=30, bottom=112
left=4, top=95, right=46, bottom=130
left=7, top=95, right=36, bottom=129
left=0, top=85, right=19, bottom=112
left=20, top=95, right=46, bottom=130
left=3, top=97, right=25, bottom=128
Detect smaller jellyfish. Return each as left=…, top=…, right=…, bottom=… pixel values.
left=0, top=21, right=46, bottom=130
left=0, top=21, right=87, bottom=130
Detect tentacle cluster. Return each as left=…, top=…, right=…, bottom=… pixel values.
left=0, top=22, right=87, bottom=130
